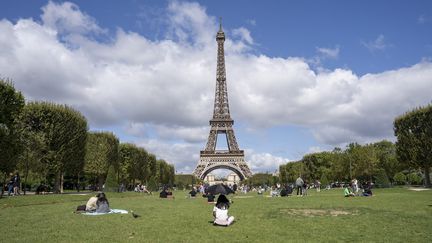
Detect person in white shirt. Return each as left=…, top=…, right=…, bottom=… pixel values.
left=213, top=195, right=234, bottom=226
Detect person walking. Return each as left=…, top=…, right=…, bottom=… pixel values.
left=295, top=176, right=304, bottom=196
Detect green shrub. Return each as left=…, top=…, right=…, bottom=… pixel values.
left=393, top=172, right=406, bottom=185
left=407, top=173, right=422, bottom=185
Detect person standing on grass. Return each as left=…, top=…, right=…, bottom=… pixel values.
left=295, top=176, right=304, bottom=196
left=13, top=172, right=21, bottom=196
left=7, top=173, right=14, bottom=196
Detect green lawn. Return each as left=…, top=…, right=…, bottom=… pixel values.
left=1, top=188, right=431, bottom=242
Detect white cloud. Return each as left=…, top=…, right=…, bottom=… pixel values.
left=232, top=27, right=254, bottom=45
left=362, top=34, right=390, bottom=52
left=246, top=151, right=290, bottom=173
left=1, top=1, right=432, bottom=174
left=41, top=1, right=104, bottom=35
left=316, top=46, right=339, bottom=59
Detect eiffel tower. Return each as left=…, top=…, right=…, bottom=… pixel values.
left=193, top=20, right=252, bottom=180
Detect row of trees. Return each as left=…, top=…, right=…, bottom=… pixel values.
left=278, top=104, right=431, bottom=187
left=0, top=79, right=175, bottom=196
left=279, top=140, right=403, bottom=187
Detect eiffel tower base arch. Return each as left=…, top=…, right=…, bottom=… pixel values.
left=193, top=153, right=252, bottom=181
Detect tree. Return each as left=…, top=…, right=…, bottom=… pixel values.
left=20, top=102, right=88, bottom=193
left=84, top=132, right=119, bottom=190
left=393, top=172, right=406, bottom=185
left=394, top=104, right=432, bottom=187
left=0, top=79, right=25, bottom=197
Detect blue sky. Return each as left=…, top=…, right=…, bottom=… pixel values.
left=1, top=0, right=432, bottom=175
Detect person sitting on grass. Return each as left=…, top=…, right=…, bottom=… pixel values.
left=207, top=193, right=215, bottom=203
left=213, top=195, right=235, bottom=226
left=344, top=185, right=355, bottom=197
left=362, top=181, right=373, bottom=197
left=95, top=192, right=110, bottom=213
left=85, top=193, right=99, bottom=212
left=77, top=192, right=109, bottom=213
left=189, top=188, right=197, bottom=198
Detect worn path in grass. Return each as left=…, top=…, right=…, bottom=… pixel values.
left=1, top=188, right=431, bottom=242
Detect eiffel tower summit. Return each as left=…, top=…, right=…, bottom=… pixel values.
left=193, top=20, right=253, bottom=181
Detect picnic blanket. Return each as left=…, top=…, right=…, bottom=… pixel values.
left=83, top=209, right=128, bottom=216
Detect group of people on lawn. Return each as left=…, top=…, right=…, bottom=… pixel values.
left=344, top=178, right=373, bottom=197
left=76, top=176, right=373, bottom=226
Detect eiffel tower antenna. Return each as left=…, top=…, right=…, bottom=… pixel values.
left=219, top=17, right=222, bottom=31
left=193, top=21, right=252, bottom=181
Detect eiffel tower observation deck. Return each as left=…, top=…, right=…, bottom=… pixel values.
left=193, top=19, right=252, bottom=180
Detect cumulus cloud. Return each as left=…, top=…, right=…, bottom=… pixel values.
left=41, top=1, right=104, bottom=35
left=246, top=151, right=290, bottom=173
left=1, top=1, right=432, bottom=174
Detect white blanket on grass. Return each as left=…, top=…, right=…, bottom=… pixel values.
left=83, top=209, right=128, bottom=215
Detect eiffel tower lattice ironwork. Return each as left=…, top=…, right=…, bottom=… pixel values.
left=193, top=20, right=252, bottom=180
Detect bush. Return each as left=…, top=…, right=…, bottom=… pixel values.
left=393, top=172, right=406, bottom=185
left=375, top=169, right=391, bottom=188
left=407, top=173, right=422, bottom=185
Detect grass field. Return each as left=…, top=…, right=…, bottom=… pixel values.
left=1, top=187, right=431, bottom=242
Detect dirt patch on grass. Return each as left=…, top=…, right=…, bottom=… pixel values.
left=407, top=187, right=431, bottom=191
left=233, top=196, right=254, bottom=199
left=280, top=208, right=358, bottom=217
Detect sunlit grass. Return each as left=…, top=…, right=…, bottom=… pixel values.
left=1, top=188, right=431, bottom=242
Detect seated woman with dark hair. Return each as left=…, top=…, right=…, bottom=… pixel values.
left=95, top=192, right=110, bottom=213
left=213, top=195, right=235, bottom=226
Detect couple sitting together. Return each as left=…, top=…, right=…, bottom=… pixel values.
left=76, top=192, right=110, bottom=213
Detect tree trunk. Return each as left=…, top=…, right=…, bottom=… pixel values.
left=98, top=174, right=105, bottom=192
left=424, top=165, right=431, bottom=187
left=54, top=170, right=64, bottom=194
left=0, top=172, right=6, bottom=199
left=24, top=155, right=29, bottom=195
left=60, top=172, right=64, bottom=193
left=76, top=173, right=80, bottom=192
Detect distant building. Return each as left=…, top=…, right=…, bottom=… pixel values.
left=227, top=173, right=240, bottom=186
left=204, top=174, right=215, bottom=185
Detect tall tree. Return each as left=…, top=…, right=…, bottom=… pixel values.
left=84, top=132, right=119, bottom=190
left=394, top=104, right=432, bottom=187
left=373, top=140, right=400, bottom=182
left=0, top=79, right=25, bottom=197
left=20, top=102, right=88, bottom=193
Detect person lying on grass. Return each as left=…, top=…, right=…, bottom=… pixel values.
left=213, top=195, right=235, bottom=226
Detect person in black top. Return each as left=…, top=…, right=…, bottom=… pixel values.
left=189, top=188, right=197, bottom=198
left=13, top=172, right=21, bottom=196
left=207, top=193, right=215, bottom=203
